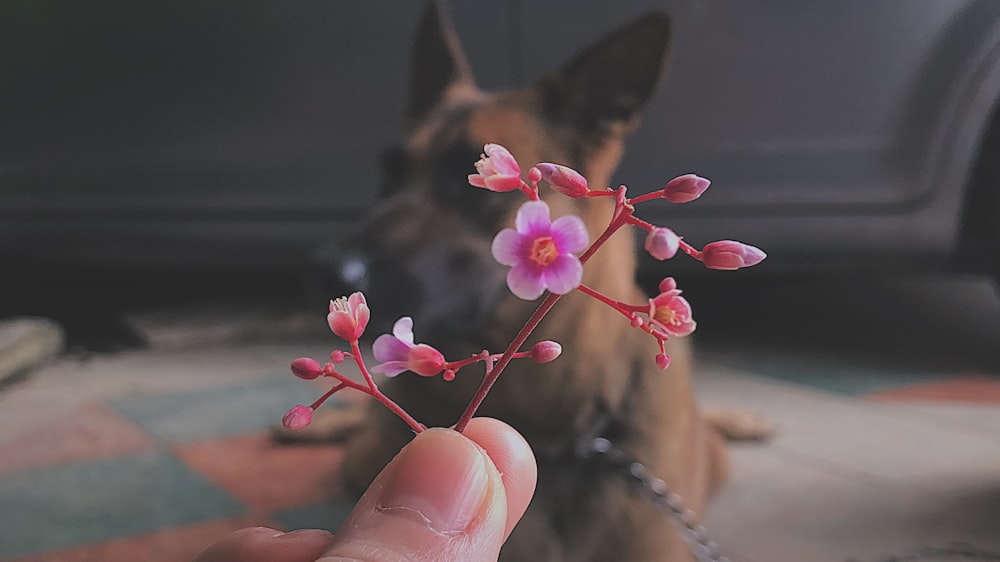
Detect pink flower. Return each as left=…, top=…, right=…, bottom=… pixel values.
left=327, top=292, right=370, bottom=341
left=530, top=340, right=562, bottom=364
left=663, top=174, right=710, bottom=203
left=371, top=317, right=446, bottom=377
left=468, top=143, right=522, bottom=192
left=282, top=405, right=313, bottom=430
left=533, top=163, right=589, bottom=198
left=491, top=201, right=589, bottom=300
left=701, top=240, right=766, bottom=270
left=644, top=227, right=680, bottom=260
left=647, top=289, right=696, bottom=338
left=290, top=357, right=322, bottom=380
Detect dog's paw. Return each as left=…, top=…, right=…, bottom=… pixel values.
left=270, top=402, right=368, bottom=444
left=704, top=408, right=776, bottom=442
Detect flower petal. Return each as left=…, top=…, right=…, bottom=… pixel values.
left=550, top=214, right=589, bottom=254
left=515, top=201, right=551, bottom=235
left=370, top=360, right=410, bottom=377
left=484, top=143, right=520, bottom=176
left=541, top=254, right=583, bottom=295
left=372, top=333, right=411, bottom=363
left=468, top=174, right=487, bottom=188
left=484, top=175, right=523, bottom=192
left=491, top=228, right=526, bottom=266
left=391, top=317, right=415, bottom=344
left=506, top=263, right=547, bottom=301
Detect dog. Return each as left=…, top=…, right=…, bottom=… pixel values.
left=287, top=3, right=768, bottom=560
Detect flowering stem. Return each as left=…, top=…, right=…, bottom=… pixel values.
left=454, top=189, right=632, bottom=433
left=309, top=382, right=347, bottom=410
left=350, top=340, right=377, bottom=390
left=370, top=387, right=426, bottom=434
left=628, top=191, right=663, bottom=205
left=454, top=292, right=562, bottom=433
left=577, top=284, right=645, bottom=316
left=625, top=215, right=656, bottom=232
left=678, top=239, right=702, bottom=260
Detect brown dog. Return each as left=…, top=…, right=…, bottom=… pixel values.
left=292, top=3, right=757, bottom=560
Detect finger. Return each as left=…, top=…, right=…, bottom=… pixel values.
left=193, top=527, right=334, bottom=562
left=461, top=417, right=537, bottom=539
left=319, top=427, right=513, bottom=562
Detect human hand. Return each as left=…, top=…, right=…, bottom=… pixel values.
left=194, top=417, right=537, bottom=562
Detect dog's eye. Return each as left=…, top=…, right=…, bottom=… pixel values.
left=378, top=146, right=409, bottom=197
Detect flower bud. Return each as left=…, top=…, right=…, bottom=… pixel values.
left=663, top=174, right=710, bottom=204
left=534, top=163, right=589, bottom=198
left=290, top=357, right=322, bottom=380
left=329, top=350, right=345, bottom=363
left=530, top=340, right=562, bottom=364
left=655, top=353, right=671, bottom=370
left=658, top=277, right=678, bottom=293
left=408, top=344, right=446, bottom=377
left=282, top=405, right=313, bottom=430
left=701, top=240, right=767, bottom=270
left=527, top=166, right=543, bottom=183
left=644, top=227, right=680, bottom=260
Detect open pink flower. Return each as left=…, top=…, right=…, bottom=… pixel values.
left=491, top=201, right=589, bottom=300
left=327, top=292, right=370, bottom=341
left=371, top=317, right=446, bottom=377
left=468, top=143, right=522, bottom=192
left=647, top=288, right=696, bottom=338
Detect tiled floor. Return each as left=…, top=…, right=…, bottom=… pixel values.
left=1, top=277, right=999, bottom=561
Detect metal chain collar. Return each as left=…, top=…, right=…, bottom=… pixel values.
left=578, top=437, right=730, bottom=562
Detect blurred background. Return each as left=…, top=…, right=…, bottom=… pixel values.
left=2, top=1, right=1000, bottom=561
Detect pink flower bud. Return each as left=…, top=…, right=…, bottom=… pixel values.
left=408, top=344, right=446, bottom=377
left=290, top=357, right=322, bottom=380
left=527, top=166, right=542, bottom=183
left=630, top=314, right=643, bottom=328
left=282, top=405, right=313, bottom=430
left=644, top=227, right=680, bottom=260
left=701, top=240, right=767, bottom=270
left=655, top=353, right=671, bottom=370
left=443, top=369, right=456, bottom=381
left=328, top=292, right=370, bottom=341
left=534, top=163, right=589, bottom=198
left=658, top=277, right=677, bottom=293
left=663, top=174, right=710, bottom=204
left=469, top=143, right=522, bottom=192
left=530, top=340, right=562, bottom=364
left=329, top=350, right=345, bottom=363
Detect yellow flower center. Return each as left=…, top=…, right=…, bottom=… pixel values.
left=529, top=236, right=559, bottom=266
left=654, top=306, right=680, bottom=326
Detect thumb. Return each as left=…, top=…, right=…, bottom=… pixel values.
left=320, top=427, right=509, bottom=562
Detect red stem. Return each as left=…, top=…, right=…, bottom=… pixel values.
left=678, top=239, right=703, bottom=260
left=309, top=382, right=347, bottom=410
left=351, top=340, right=377, bottom=390
left=628, top=190, right=664, bottom=205
left=576, top=284, right=646, bottom=316
left=454, top=191, right=633, bottom=433
left=346, top=340, right=425, bottom=433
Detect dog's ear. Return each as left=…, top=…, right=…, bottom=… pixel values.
left=406, top=0, right=475, bottom=131
left=536, top=12, right=671, bottom=135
